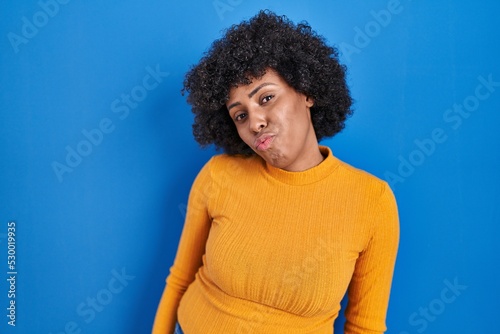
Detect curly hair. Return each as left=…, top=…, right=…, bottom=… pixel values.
left=183, top=10, right=353, bottom=155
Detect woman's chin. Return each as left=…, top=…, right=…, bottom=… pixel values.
left=261, top=150, right=287, bottom=169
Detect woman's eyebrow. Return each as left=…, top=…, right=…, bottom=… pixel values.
left=227, top=82, right=277, bottom=111
left=248, top=82, right=276, bottom=98
left=227, top=101, right=241, bottom=111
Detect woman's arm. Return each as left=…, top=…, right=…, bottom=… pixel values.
left=344, top=183, right=400, bottom=334
left=152, top=160, right=213, bottom=334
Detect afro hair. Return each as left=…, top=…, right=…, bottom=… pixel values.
left=183, top=10, right=353, bottom=155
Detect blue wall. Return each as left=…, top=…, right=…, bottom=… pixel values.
left=1, top=1, right=499, bottom=333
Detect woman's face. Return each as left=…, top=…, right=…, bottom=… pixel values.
left=226, top=69, right=323, bottom=171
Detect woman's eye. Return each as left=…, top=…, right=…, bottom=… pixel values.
left=235, top=113, right=247, bottom=122
left=261, top=95, right=274, bottom=104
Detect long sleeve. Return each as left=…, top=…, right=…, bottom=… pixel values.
left=152, top=160, right=213, bottom=334
left=344, top=183, right=400, bottom=334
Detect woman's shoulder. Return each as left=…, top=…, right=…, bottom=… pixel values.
left=204, top=152, right=264, bottom=178
left=332, top=154, right=392, bottom=198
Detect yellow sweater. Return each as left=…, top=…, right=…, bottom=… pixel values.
left=153, top=146, right=399, bottom=334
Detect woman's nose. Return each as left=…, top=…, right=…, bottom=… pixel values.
left=248, top=109, right=267, bottom=133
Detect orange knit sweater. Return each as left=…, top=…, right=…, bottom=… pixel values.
left=152, top=146, right=399, bottom=334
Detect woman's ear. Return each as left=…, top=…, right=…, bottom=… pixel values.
left=305, top=96, right=314, bottom=107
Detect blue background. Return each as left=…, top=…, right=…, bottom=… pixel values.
left=1, top=0, right=499, bottom=333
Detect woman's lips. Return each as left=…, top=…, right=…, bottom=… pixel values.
left=255, top=135, right=274, bottom=151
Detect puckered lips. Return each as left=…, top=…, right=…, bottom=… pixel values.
left=254, top=133, right=275, bottom=151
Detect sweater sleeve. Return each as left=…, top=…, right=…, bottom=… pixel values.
left=152, top=159, right=213, bottom=334
left=344, top=183, right=400, bottom=334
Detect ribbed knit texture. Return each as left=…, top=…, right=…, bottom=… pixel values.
left=152, top=146, right=399, bottom=334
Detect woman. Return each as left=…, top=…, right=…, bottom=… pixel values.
left=153, top=10, right=399, bottom=334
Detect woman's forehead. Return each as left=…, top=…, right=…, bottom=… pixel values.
left=228, top=71, right=286, bottom=98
